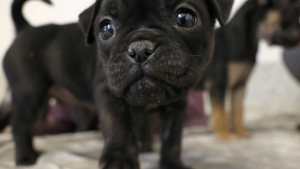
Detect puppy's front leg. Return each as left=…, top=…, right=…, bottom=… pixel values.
left=95, top=88, right=140, bottom=169
left=159, top=99, right=191, bottom=169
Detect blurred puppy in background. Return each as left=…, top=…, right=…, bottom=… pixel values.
left=196, top=0, right=300, bottom=140
left=276, top=2, right=300, bottom=131
left=0, top=0, right=97, bottom=134
left=259, top=1, right=300, bottom=47
left=0, top=89, right=12, bottom=132
left=3, top=0, right=98, bottom=165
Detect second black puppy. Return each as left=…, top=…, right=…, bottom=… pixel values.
left=4, top=0, right=234, bottom=168
left=4, top=0, right=97, bottom=165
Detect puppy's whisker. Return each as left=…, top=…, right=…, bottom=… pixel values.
left=179, top=77, right=183, bottom=84
left=188, top=55, right=204, bottom=57
left=186, top=66, right=201, bottom=78
left=184, top=61, right=206, bottom=71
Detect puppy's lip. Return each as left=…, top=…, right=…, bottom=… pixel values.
left=123, top=75, right=178, bottom=94
left=123, top=75, right=186, bottom=105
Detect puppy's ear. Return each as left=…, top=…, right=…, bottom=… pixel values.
left=210, top=0, right=234, bottom=27
left=78, top=0, right=102, bottom=45
left=257, top=0, right=269, bottom=6
left=258, top=0, right=293, bottom=8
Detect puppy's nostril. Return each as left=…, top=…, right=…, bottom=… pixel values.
left=145, top=49, right=154, bottom=56
left=128, top=40, right=156, bottom=63
left=129, top=51, right=136, bottom=57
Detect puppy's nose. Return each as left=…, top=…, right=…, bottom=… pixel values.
left=128, top=40, right=155, bottom=63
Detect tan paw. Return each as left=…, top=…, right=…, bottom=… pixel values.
left=216, top=131, right=239, bottom=141
left=236, top=130, right=252, bottom=138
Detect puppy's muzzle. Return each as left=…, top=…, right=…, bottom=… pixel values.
left=128, top=40, right=156, bottom=64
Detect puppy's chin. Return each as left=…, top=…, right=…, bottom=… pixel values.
left=123, top=76, right=185, bottom=106
left=271, top=35, right=300, bottom=48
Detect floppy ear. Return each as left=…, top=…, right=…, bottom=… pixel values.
left=275, top=0, right=298, bottom=7
left=257, top=0, right=269, bottom=6
left=78, top=0, right=102, bottom=45
left=257, top=0, right=294, bottom=9
left=210, top=0, right=234, bottom=27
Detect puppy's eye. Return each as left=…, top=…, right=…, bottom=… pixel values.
left=100, top=22, right=115, bottom=40
left=176, top=11, right=197, bottom=27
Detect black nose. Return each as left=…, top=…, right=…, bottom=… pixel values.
left=128, top=41, right=156, bottom=63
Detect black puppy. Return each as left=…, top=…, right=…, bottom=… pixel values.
left=0, top=89, right=12, bottom=132
left=4, top=0, right=234, bottom=168
left=3, top=0, right=97, bottom=165
left=197, top=0, right=300, bottom=140
left=78, top=0, right=233, bottom=168
left=260, top=1, right=300, bottom=47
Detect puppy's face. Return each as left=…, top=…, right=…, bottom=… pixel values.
left=271, top=3, right=300, bottom=47
left=80, top=0, right=233, bottom=105
left=259, top=2, right=300, bottom=47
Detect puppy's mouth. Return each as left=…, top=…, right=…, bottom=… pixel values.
left=271, top=29, right=300, bottom=47
left=124, top=75, right=185, bottom=105
left=107, top=40, right=201, bottom=105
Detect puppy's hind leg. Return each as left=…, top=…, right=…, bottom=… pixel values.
left=210, top=83, right=238, bottom=140
left=230, top=84, right=251, bottom=138
left=228, top=62, right=254, bottom=138
left=11, top=87, right=49, bottom=165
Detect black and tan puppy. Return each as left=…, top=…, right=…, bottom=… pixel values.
left=3, top=0, right=234, bottom=168
left=197, top=0, right=300, bottom=140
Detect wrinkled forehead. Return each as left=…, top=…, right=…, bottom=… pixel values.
left=283, top=3, right=300, bottom=18
left=270, top=0, right=297, bottom=9
left=99, top=0, right=207, bottom=18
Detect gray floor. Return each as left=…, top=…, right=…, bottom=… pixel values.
left=0, top=113, right=299, bottom=169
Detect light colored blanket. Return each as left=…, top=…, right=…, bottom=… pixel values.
left=0, top=113, right=300, bottom=169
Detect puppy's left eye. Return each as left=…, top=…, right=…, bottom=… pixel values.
left=176, top=11, right=197, bottom=27
left=100, top=22, right=115, bottom=40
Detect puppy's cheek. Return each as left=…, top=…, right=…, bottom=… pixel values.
left=98, top=40, right=115, bottom=60
left=108, top=57, right=143, bottom=97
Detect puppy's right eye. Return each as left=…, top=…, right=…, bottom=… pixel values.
left=100, top=22, right=115, bottom=40
left=176, top=10, right=197, bottom=28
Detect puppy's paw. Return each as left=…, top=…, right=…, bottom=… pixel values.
left=16, top=151, right=39, bottom=166
left=216, top=131, right=239, bottom=141
left=297, top=124, right=300, bottom=131
left=160, top=162, right=192, bottom=169
left=99, top=153, right=139, bottom=169
left=159, top=164, right=192, bottom=169
left=236, top=130, right=252, bottom=138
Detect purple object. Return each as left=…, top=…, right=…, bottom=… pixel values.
left=185, top=90, right=207, bottom=127
left=45, top=103, right=77, bottom=134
